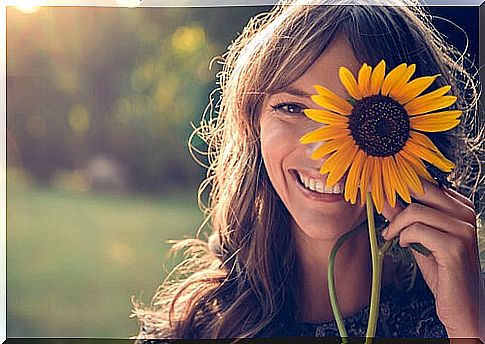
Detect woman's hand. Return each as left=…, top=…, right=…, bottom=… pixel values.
left=380, top=180, right=483, bottom=338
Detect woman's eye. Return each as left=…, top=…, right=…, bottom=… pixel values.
left=271, top=102, right=306, bottom=115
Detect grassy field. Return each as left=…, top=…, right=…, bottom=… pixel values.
left=7, top=178, right=203, bottom=338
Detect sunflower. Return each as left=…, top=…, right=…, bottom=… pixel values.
left=299, top=60, right=460, bottom=213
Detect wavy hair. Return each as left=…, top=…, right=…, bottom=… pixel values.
left=132, top=0, right=482, bottom=339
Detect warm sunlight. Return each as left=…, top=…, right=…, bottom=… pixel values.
left=116, top=0, right=142, bottom=8
left=12, top=0, right=45, bottom=14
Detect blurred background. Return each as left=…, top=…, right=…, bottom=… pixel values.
left=6, top=4, right=483, bottom=339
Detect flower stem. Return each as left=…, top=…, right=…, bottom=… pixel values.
left=365, top=193, right=384, bottom=344
left=328, top=221, right=366, bottom=344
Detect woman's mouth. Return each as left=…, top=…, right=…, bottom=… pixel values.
left=289, top=169, right=345, bottom=202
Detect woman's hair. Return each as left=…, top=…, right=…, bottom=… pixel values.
left=132, top=0, right=482, bottom=339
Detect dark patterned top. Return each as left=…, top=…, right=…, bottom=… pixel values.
left=290, top=269, right=447, bottom=338
left=134, top=267, right=448, bottom=341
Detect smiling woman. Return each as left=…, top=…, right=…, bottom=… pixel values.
left=132, top=0, right=484, bottom=340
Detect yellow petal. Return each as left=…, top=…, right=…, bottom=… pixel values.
left=393, top=74, right=441, bottom=104
left=313, top=85, right=354, bottom=114
left=370, top=60, right=386, bottom=95
left=311, top=94, right=353, bottom=116
left=344, top=149, right=365, bottom=204
left=398, top=150, right=436, bottom=184
left=411, top=118, right=460, bottom=132
left=409, top=130, right=444, bottom=155
left=388, top=64, right=416, bottom=98
left=322, top=142, right=358, bottom=187
left=310, top=136, right=352, bottom=159
left=304, top=109, right=349, bottom=125
left=404, top=138, right=455, bottom=172
left=381, top=157, right=396, bottom=208
left=403, top=85, right=451, bottom=113
left=300, top=123, right=349, bottom=144
left=405, top=95, right=458, bottom=116
left=370, top=157, right=385, bottom=213
left=339, top=66, right=363, bottom=100
left=381, top=63, right=407, bottom=96
left=359, top=155, right=373, bottom=206
left=358, top=63, right=372, bottom=97
left=395, top=153, right=424, bottom=195
left=410, top=110, right=462, bottom=131
left=388, top=156, right=411, bottom=203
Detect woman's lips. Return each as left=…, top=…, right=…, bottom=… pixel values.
left=289, top=169, right=345, bottom=202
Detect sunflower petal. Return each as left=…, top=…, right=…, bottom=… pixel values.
left=381, top=63, right=407, bottom=96
left=409, top=131, right=444, bottom=155
left=370, top=60, right=386, bottom=95
left=344, top=149, right=365, bottom=204
left=410, top=109, right=462, bottom=128
left=304, top=109, right=349, bottom=125
left=398, top=150, right=436, bottom=184
left=381, top=157, right=397, bottom=208
left=395, top=152, right=424, bottom=195
left=404, top=138, right=455, bottom=172
left=403, top=85, right=451, bottom=113
left=370, top=157, right=385, bottom=213
left=411, top=113, right=461, bottom=132
left=360, top=156, right=373, bottom=206
left=322, top=142, right=358, bottom=187
left=311, top=95, right=353, bottom=116
left=313, top=85, right=354, bottom=114
left=388, top=156, right=411, bottom=203
left=405, top=95, right=458, bottom=116
left=393, top=74, right=440, bottom=104
left=310, top=136, right=351, bottom=159
left=389, top=64, right=416, bottom=97
left=358, top=63, right=372, bottom=97
left=299, top=124, right=348, bottom=144
left=339, top=67, right=362, bottom=100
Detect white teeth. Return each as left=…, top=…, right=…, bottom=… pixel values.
left=297, top=171, right=343, bottom=194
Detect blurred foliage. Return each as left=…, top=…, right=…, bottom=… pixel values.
left=7, top=6, right=270, bottom=193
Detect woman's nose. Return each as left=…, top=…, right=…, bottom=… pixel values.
left=304, top=141, right=323, bottom=160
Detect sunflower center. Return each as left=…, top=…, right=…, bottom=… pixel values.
left=349, top=95, right=410, bottom=157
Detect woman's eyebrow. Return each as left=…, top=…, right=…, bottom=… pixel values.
left=269, top=86, right=313, bottom=98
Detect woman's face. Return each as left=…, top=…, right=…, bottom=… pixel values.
left=260, top=35, right=367, bottom=240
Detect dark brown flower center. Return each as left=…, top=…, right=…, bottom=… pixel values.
left=348, top=95, right=410, bottom=157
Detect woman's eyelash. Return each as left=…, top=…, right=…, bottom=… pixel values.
left=271, top=102, right=307, bottom=115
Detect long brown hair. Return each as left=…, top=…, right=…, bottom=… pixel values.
left=132, top=1, right=481, bottom=339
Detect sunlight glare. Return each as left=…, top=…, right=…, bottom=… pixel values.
left=13, top=0, right=44, bottom=14
left=116, top=0, right=142, bottom=8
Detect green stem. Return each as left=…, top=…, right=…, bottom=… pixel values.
left=328, top=221, right=366, bottom=344
left=365, top=193, right=384, bottom=344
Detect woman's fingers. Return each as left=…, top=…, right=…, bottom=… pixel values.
left=381, top=199, right=405, bottom=222
left=397, top=222, right=470, bottom=267
left=443, top=187, right=475, bottom=209
left=382, top=203, right=476, bottom=242
left=409, top=180, right=476, bottom=224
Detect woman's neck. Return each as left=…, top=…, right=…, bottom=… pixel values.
left=294, top=220, right=381, bottom=323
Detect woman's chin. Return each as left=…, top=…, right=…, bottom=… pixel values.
left=292, top=216, right=366, bottom=241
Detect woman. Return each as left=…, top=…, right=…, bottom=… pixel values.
left=132, top=0, right=483, bottom=339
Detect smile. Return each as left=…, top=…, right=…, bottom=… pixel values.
left=296, top=171, right=343, bottom=194
left=289, top=169, right=345, bottom=202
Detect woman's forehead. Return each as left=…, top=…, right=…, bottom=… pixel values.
left=287, top=35, right=362, bottom=98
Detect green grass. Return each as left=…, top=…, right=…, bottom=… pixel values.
left=7, top=180, right=203, bottom=338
